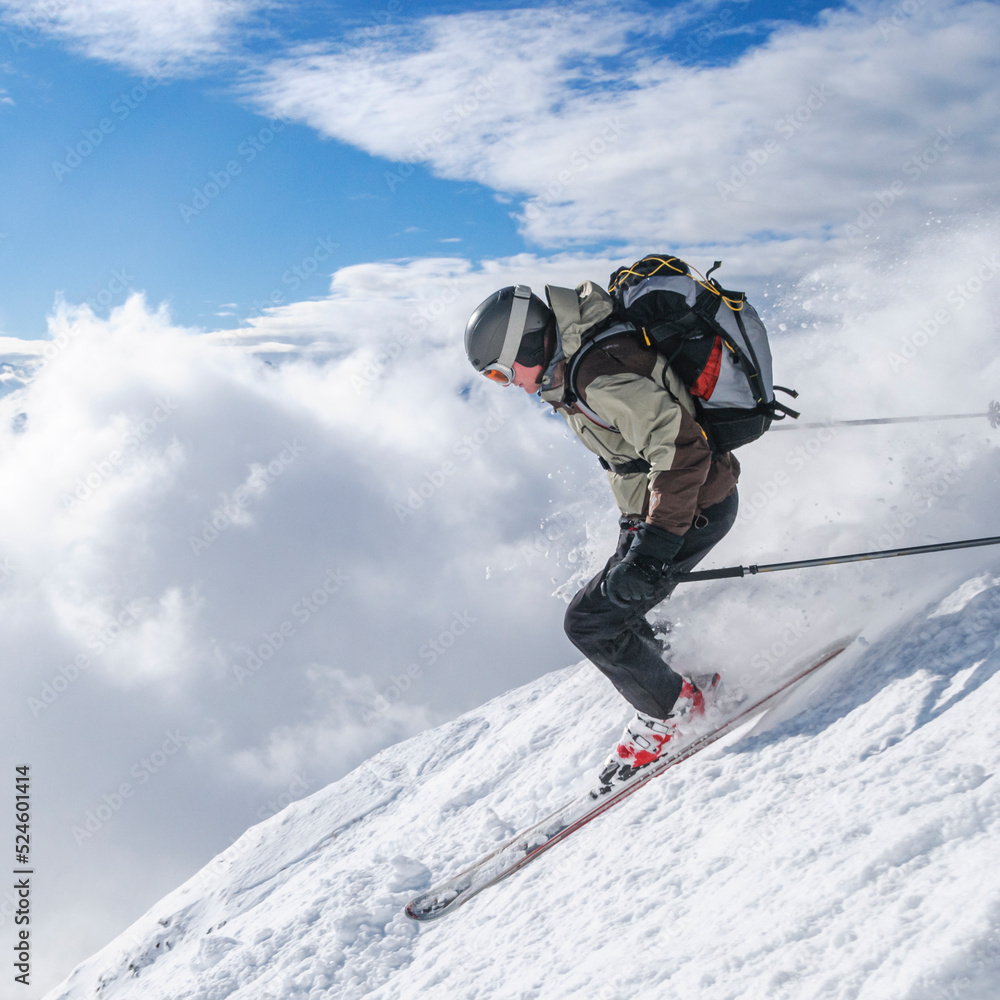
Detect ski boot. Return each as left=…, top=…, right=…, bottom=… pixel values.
left=594, top=674, right=719, bottom=795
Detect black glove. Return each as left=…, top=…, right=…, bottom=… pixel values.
left=604, top=522, right=684, bottom=608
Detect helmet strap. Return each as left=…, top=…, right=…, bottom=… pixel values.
left=493, top=285, right=532, bottom=371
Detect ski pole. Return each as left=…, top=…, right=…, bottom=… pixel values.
left=674, top=534, right=1000, bottom=584
left=770, top=399, right=1000, bottom=431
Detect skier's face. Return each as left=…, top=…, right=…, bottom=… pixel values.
left=511, top=361, right=544, bottom=395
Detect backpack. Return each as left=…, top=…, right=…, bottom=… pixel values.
left=581, top=254, right=798, bottom=452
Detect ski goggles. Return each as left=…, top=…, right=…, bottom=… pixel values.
left=480, top=285, right=532, bottom=387
left=481, top=364, right=515, bottom=386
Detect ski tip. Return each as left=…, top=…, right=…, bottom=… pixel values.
left=404, top=899, right=437, bottom=921
left=405, top=888, right=462, bottom=921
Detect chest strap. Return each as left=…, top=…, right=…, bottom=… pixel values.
left=598, top=456, right=652, bottom=476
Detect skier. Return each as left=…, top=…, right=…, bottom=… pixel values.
left=464, top=280, right=740, bottom=790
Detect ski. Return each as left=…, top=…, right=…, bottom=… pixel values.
left=404, top=637, right=857, bottom=921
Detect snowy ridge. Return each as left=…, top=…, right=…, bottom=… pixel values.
left=46, top=571, right=1000, bottom=1000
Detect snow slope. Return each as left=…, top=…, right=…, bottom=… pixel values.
left=46, top=570, right=1000, bottom=1000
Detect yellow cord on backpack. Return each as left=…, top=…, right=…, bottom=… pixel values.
left=610, top=255, right=744, bottom=311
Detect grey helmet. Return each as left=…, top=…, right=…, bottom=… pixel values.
left=465, top=285, right=552, bottom=384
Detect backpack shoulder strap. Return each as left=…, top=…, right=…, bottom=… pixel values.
left=563, top=321, right=636, bottom=430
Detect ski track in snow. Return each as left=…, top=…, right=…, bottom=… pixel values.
left=46, top=571, right=1000, bottom=1000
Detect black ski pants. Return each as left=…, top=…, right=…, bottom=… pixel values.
left=564, top=491, right=739, bottom=719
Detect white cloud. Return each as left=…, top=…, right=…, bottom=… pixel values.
left=247, top=0, right=1000, bottom=249
left=0, top=0, right=260, bottom=75
left=227, top=663, right=438, bottom=789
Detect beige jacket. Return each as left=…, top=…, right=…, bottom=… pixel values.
left=540, top=282, right=739, bottom=535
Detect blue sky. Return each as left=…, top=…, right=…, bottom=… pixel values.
left=0, top=0, right=853, bottom=339
left=0, top=40, right=524, bottom=335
